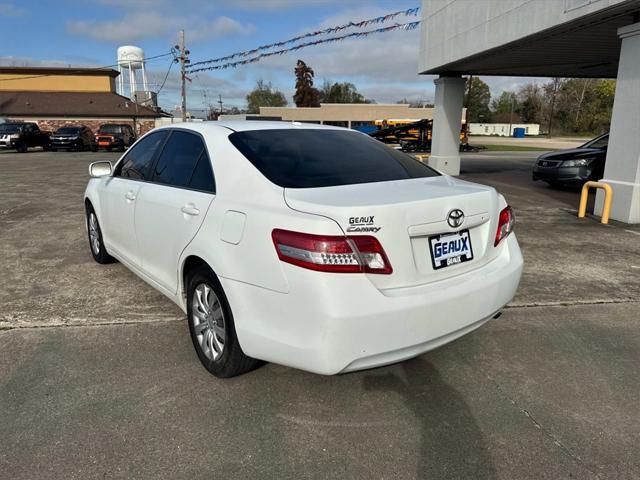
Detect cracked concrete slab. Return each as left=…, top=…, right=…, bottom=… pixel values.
left=2, top=302, right=637, bottom=479
left=0, top=150, right=638, bottom=478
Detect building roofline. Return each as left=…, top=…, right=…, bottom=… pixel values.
left=0, top=66, right=120, bottom=77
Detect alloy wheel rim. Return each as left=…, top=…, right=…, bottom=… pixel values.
left=192, top=283, right=226, bottom=361
left=89, top=213, right=100, bottom=254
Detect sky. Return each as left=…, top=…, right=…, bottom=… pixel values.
left=0, top=0, right=546, bottom=114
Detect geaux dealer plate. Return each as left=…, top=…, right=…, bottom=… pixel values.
left=429, top=229, right=474, bottom=270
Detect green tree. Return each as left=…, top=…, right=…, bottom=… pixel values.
left=246, top=80, right=287, bottom=114
left=490, top=91, right=521, bottom=123
left=293, top=60, right=320, bottom=107
left=516, top=83, right=544, bottom=124
left=319, top=80, right=372, bottom=104
left=464, top=77, right=491, bottom=122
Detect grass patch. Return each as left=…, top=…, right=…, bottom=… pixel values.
left=475, top=144, right=553, bottom=152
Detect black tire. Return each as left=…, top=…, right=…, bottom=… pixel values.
left=91, top=144, right=98, bottom=152
left=106, top=146, right=112, bottom=152
left=86, top=205, right=115, bottom=264
left=50, top=147, right=57, bottom=152
left=76, top=140, right=84, bottom=151
left=187, top=266, right=258, bottom=378
left=42, top=143, right=50, bottom=152
left=16, top=142, right=27, bottom=153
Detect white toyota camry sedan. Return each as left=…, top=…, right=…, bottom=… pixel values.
left=84, top=121, right=523, bottom=378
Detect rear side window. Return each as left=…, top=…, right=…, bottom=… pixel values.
left=117, top=131, right=168, bottom=180
left=229, top=129, right=439, bottom=188
left=152, top=130, right=206, bottom=188
left=188, top=151, right=215, bottom=193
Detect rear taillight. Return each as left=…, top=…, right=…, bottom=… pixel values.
left=272, top=229, right=392, bottom=274
left=494, top=206, right=515, bottom=246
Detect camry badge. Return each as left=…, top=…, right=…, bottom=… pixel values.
left=447, top=209, right=465, bottom=228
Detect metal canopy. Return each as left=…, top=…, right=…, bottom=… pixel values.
left=422, top=4, right=640, bottom=78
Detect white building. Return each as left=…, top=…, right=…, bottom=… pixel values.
left=469, top=123, right=540, bottom=137
left=419, top=0, right=640, bottom=224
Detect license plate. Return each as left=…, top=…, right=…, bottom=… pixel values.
left=98, top=141, right=109, bottom=145
left=429, top=229, right=474, bottom=270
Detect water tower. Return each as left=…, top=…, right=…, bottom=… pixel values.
left=116, top=46, right=153, bottom=105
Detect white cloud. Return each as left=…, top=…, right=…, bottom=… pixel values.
left=0, top=2, right=26, bottom=16
left=67, top=12, right=177, bottom=42
left=67, top=11, right=253, bottom=43
left=232, top=0, right=364, bottom=10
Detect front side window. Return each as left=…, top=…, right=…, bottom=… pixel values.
left=151, top=130, right=207, bottom=188
left=229, top=129, right=440, bottom=188
left=116, top=131, right=168, bottom=180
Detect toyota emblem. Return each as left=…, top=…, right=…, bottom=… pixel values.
left=447, top=209, right=465, bottom=228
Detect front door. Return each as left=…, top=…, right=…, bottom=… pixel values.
left=100, top=130, right=168, bottom=265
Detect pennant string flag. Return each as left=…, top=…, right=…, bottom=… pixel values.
left=188, top=7, right=420, bottom=69
left=188, top=21, right=421, bottom=73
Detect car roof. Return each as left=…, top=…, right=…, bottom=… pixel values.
left=154, top=120, right=349, bottom=135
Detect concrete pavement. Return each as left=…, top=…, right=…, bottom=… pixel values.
left=0, top=150, right=639, bottom=479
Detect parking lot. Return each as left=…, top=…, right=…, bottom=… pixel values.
left=1, top=149, right=639, bottom=479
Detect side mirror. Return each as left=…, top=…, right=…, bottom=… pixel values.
left=89, top=161, right=112, bottom=178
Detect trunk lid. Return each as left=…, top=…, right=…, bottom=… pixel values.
left=284, top=176, right=501, bottom=291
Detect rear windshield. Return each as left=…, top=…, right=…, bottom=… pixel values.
left=56, top=127, right=82, bottom=134
left=0, top=124, right=23, bottom=133
left=228, top=129, right=439, bottom=188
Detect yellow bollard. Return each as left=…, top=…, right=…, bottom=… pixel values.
left=578, top=181, right=613, bottom=224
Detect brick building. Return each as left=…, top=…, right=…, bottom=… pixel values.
left=0, top=66, right=166, bottom=135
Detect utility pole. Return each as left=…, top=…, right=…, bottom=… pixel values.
left=176, top=30, right=190, bottom=122
left=218, top=94, right=223, bottom=116
left=508, top=92, right=515, bottom=137
left=547, top=78, right=560, bottom=138
left=464, top=75, right=473, bottom=144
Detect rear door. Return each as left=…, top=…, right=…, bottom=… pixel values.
left=135, top=129, right=215, bottom=293
left=100, top=130, right=168, bottom=265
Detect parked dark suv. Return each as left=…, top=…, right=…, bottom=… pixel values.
left=0, top=122, right=51, bottom=153
left=95, top=124, right=136, bottom=151
left=50, top=126, right=97, bottom=151
left=532, top=133, right=608, bottom=187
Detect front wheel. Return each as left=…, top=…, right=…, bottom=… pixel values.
left=86, top=207, right=115, bottom=264
left=187, top=266, right=258, bottom=378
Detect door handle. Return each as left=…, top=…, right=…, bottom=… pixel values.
left=181, top=205, right=200, bottom=216
left=125, top=191, right=136, bottom=201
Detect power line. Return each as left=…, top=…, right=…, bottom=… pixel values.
left=156, top=59, right=175, bottom=94
left=189, top=21, right=420, bottom=73
left=0, top=51, right=175, bottom=83
left=189, top=6, right=419, bottom=68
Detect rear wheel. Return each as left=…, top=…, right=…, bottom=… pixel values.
left=16, top=142, right=27, bottom=153
left=86, top=206, right=115, bottom=264
left=187, top=266, right=258, bottom=378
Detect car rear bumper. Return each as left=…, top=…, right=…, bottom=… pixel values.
left=223, top=233, right=523, bottom=375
